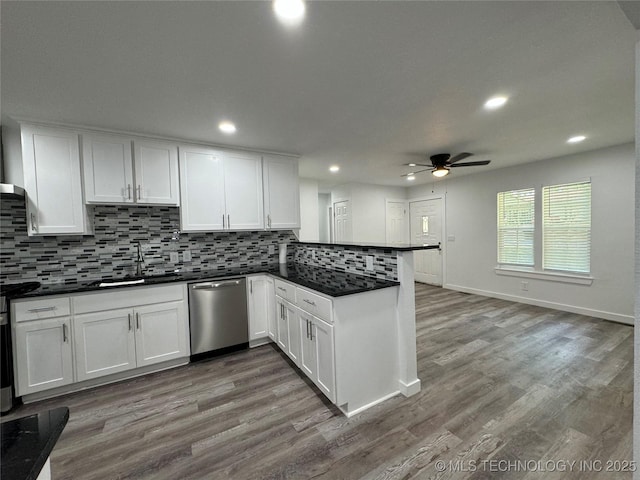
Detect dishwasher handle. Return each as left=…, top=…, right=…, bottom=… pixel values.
left=191, top=279, right=243, bottom=290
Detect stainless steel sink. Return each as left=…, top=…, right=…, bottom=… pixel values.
left=90, top=273, right=179, bottom=288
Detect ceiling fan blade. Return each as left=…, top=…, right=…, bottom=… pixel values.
left=449, top=160, right=491, bottom=167
left=400, top=167, right=431, bottom=177
left=448, top=152, right=473, bottom=164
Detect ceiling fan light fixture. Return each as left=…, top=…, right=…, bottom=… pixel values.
left=432, top=166, right=450, bottom=178
left=567, top=135, right=586, bottom=144
left=407, top=175, right=416, bottom=181
left=273, top=0, right=306, bottom=26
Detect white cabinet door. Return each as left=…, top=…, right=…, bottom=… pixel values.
left=74, top=309, right=137, bottom=381
left=275, top=297, right=289, bottom=352
left=134, top=301, right=188, bottom=367
left=299, top=312, right=316, bottom=379
left=21, top=125, right=89, bottom=235
left=266, top=277, right=277, bottom=341
left=82, top=133, right=134, bottom=204
left=247, top=276, right=268, bottom=341
left=133, top=140, right=179, bottom=205
left=263, top=155, right=300, bottom=229
left=286, top=303, right=300, bottom=366
left=14, top=318, right=74, bottom=395
left=223, top=151, right=264, bottom=230
left=179, top=145, right=225, bottom=231
left=313, top=317, right=336, bottom=402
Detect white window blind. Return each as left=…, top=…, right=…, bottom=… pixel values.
left=542, top=181, right=591, bottom=273
left=497, top=188, right=535, bottom=266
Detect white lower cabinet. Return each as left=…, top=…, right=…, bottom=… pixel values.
left=299, top=311, right=335, bottom=402
left=12, top=284, right=189, bottom=398
left=247, top=276, right=275, bottom=343
left=14, top=317, right=74, bottom=396
left=74, top=309, right=137, bottom=381
left=275, top=296, right=300, bottom=366
left=134, top=301, right=188, bottom=366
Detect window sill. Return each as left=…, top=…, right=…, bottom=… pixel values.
left=494, top=266, right=593, bottom=285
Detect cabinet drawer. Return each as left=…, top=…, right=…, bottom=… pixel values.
left=274, top=279, right=296, bottom=302
left=73, top=284, right=185, bottom=314
left=13, top=297, right=71, bottom=322
left=296, top=287, right=332, bottom=323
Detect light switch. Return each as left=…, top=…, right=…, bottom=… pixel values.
left=268, top=244, right=275, bottom=254
left=365, top=255, right=374, bottom=271
left=169, top=252, right=179, bottom=263
left=183, top=250, right=192, bottom=262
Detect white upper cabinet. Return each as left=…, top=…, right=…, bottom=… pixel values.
left=83, top=134, right=134, bottom=203
left=179, top=146, right=264, bottom=232
left=179, top=145, right=226, bottom=231
left=133, top=140, right=180, bottom=205
left=83, top=134, right=179, bottom=206
left=223, top=151, right=263, bottom=230
left=21, top=124, right=91, bottom=236
left=263, top=155, right=300, bottom=230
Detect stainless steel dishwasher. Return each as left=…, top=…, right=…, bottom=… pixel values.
left=188, top=278, right=248, bottom=358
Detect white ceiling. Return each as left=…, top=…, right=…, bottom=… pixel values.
left=1, top=1, right=636, bottom=187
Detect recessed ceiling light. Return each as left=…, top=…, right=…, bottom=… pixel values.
left=329, top=165, right=340, bottom=173
left=218, top=121, right=236, bottom=134
left=273, top=0, right=305, bottom=26
left=484, top=96, right=508, bottom=110
left=408, top=163, right=417, bottom=167
left=407, top=175, right=416, bottom=181
left=567, top=135, right=586, bottom=144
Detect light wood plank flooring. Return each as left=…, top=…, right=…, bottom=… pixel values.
left=3, top=284, right=633, bottom=479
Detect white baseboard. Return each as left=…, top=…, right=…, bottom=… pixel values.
left=398, top=378, right=422, bottom=397
left=444, top=284, right=634, bottom=325
left=341, top=390, right=401, bottom=418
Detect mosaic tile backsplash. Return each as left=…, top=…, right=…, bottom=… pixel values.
left=0, top=198, right=297, bottom=284
left=293, top=244, right=398, bottom=281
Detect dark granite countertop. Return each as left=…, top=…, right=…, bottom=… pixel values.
left=292, top=240, right=441, bottom=251
left=8, top=263, right=399, bottom=300
left=1, top=407, right=69, bottom=480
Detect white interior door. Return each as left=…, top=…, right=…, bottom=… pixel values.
left=410, top=198, right=443, bottom=285
left=333, top=200, right=351, bottom=242
left=386, top=200, right=408, bottom=245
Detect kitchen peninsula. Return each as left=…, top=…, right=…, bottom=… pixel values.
left=8, top=240, right=438, bottom=417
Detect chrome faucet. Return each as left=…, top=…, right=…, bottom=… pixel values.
left=135, top=242, right=145, bottom=277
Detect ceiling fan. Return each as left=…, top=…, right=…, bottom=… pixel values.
left=402, top=153, right=491, bottom=178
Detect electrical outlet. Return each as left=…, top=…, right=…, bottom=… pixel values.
left=268, top=244, right=275, bottom=254
left=183, top=250, right=192, bottom=262
left=521, top=281, right=529, bottom=291
left=169, top=251, right=179, bottom=263
left=365, top=255, right=374, bottom=271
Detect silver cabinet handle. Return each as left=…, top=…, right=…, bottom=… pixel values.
left=27, top=306, right=56, bottom=313
left=310, top=323, right=314, bottom=341
left=128, top=313, right=132, bottom=331
left=222, top=215, right=225, bottom=229
left=30, top=213, right=37, bottom=232
left=268, top=214, right=271, bottom=228
left=192, top=280, right=241, bottom=290
left=136, top=312, right=140, bottom=330
left=62, top=323, right=68, bottom=343
left=277, top=287, right=286, bottom=293
left=306, top=319, right=310, bottom=339
left=137, top=185, right=141, bottom=200
left=250, top=280, right=253, bottom=294
left=127, top=184, right=132, bottom=199
left=303, top=299, right=316, bottom=307
left=227, top=214, right=230, bottom=229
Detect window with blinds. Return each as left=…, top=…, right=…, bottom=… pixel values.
left=542, top=181, right=591, bottom=273
left=497, top=188, right=535, bottom=266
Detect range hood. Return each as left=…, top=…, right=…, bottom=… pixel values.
left=0, top=184, right=25, bottom=199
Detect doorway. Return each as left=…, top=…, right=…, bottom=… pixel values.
left=409, top=198, right=443, bottom=286
left=333, top=200, right=351, bottom=242
left=385, top=200, right=408, bottom=245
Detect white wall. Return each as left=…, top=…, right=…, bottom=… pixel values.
left=331, top=183, right=407, bottom=243
left=318, top=193, right=331, bottom=242
left=298, top=178, right=319, bottom=241
left=409, top=143, right=635, bottom=323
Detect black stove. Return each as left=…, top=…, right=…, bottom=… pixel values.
left=1, top=281, right=41, bottom=414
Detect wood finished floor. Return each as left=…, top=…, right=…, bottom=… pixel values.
left=3, top=284, right=633, bottom=479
